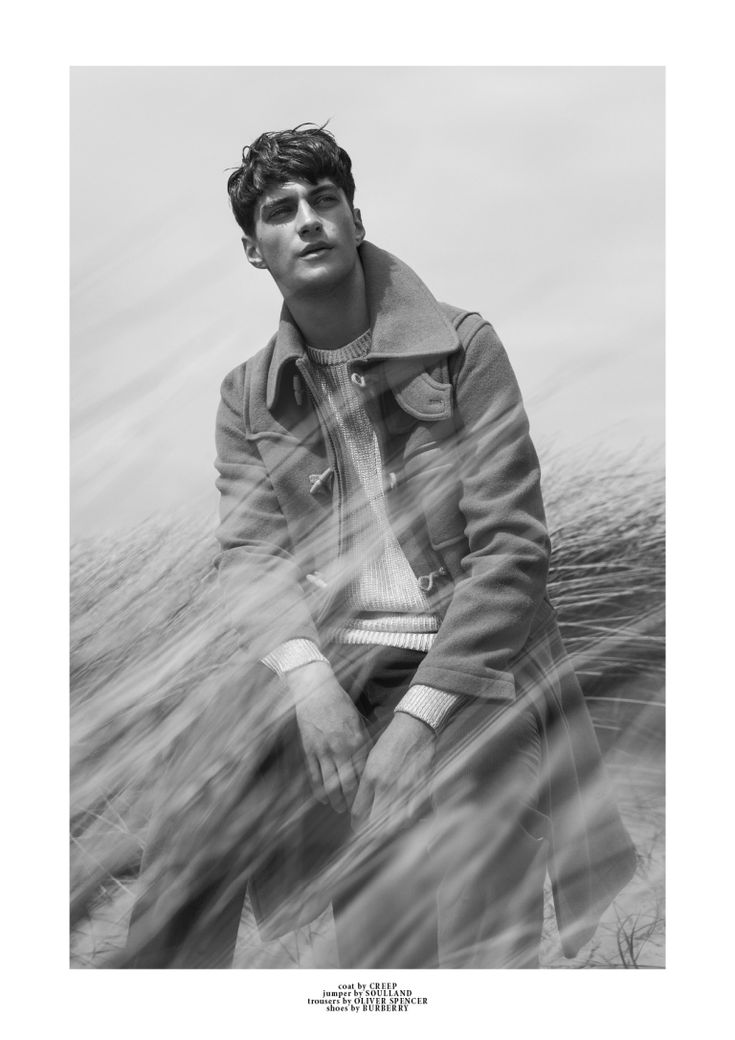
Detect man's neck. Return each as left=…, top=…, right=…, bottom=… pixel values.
left=284, top=260, right=370, bottom=351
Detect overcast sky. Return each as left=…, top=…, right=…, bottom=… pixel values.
left=71, top=66, right=663, bottom=538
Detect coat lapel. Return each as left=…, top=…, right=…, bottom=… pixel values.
left=265, top=242, right=462, bottom=415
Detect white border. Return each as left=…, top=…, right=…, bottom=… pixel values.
left=5, top=0, right=733, bottom=1035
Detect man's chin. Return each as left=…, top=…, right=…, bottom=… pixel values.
left=290, top=262, right=354, bottom=297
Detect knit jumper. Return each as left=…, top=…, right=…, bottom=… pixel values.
left=262, top=331, right=464, bottom=732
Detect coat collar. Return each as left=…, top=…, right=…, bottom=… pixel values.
left=265, top=241, right=461, bottom=410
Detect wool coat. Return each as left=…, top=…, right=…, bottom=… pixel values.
left=214, top=241, right=637, bottom=957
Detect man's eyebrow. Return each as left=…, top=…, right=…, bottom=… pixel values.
left=308, top=182, right=338, bottom=194
left=262, top=183, right=338, bottom=210
left=261, top=193, right=293, bottom=211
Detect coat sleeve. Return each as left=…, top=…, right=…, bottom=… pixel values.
left=214, top=365, right=322, bottom=661
left=409, top=322, right=551, bottom=701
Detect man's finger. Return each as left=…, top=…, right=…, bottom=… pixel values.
left=407, top=782, right=432, bottom=822
left=305, top=752, right=328, bottom=805
left=350, top=739, right=369, bottom=775
left=336, top=756, right=361, bottom=809
left=369, top=791, right=395, bottom=826
left=350, top=775, right=374, bottom=830
left=319, top=758, right=347, bottom=813
left=369, top=786, right=412, bottom=834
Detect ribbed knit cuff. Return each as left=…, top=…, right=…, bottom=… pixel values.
left=395, top=685, right=466, bottom=733
left=260, top=638, right=329, bottom=678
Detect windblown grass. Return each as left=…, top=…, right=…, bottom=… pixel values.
left=70, top=452, right=664, bottom=968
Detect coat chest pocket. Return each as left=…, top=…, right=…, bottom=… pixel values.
left=382, top=367, right=452, bottom=434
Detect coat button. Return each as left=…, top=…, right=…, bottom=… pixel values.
left=308, top=468, right=334, bottom=495
left=350, top=371, right=367, bottom=388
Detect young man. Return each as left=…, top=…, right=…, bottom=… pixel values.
left=126, top=124, right=636, bottom=969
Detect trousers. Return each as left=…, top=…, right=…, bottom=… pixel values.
left=125, top=644, right=548, bottom=968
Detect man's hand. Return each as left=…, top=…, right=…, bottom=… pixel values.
left=351, top=713, right=436, bottom=832
left=289, top=662, right=368, bottom=813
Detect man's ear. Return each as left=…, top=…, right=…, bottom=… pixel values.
left=241, top=236, right=268, bottom=270
left=353, top=207, right=366, bottom=247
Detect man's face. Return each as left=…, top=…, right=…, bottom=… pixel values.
left=243, top=177, right=365, bottom=300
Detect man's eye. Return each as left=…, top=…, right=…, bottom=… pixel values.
left=316, top=194, right=337, bottom=205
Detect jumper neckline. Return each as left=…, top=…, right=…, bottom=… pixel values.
left=305, top=329, right=372, bottom=366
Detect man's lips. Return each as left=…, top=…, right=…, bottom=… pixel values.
left=299, top=243, right=332, bottom=257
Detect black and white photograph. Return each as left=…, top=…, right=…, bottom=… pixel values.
left=69, top=66, right=665, bottom=976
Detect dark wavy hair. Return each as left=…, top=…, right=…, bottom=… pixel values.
left=227, top=123, right=356, bottom=237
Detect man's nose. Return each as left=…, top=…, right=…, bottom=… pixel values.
left=296, top=199, right=322, bottom=234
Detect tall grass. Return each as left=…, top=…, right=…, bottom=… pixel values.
left=70, top=452, right=664, bottom=967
